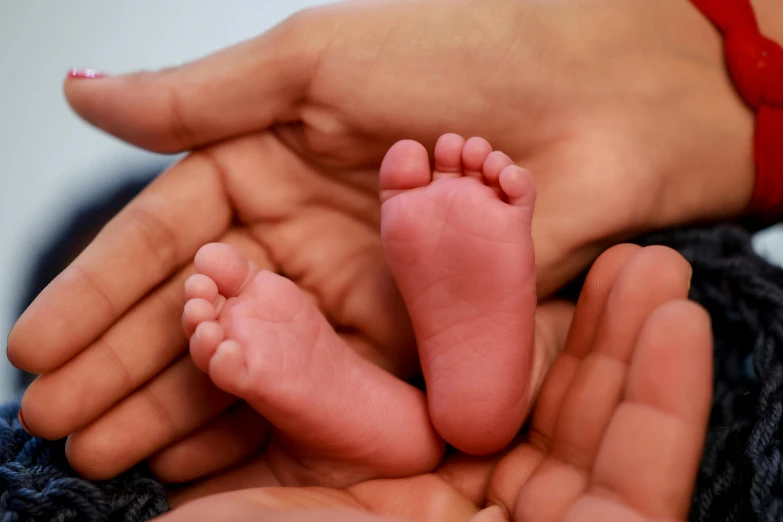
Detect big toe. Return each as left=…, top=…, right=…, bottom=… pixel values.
left=379, top=140, right=432, bottom=203
left=194, top=243, right=258, bottom=298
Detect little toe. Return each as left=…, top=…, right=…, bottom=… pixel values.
left=483, top=151, right=515, bottom=187
left=499, top=165, right=536, bottom=209
left=462, top=137, right=493, bottom=180
left=379, top=140, right=432, bottom=203
left=185, top=274, right=219, bottom=303
left=432, top=133, right=466, bottom=181
left=183, top=298, right=219, bottom=338
left=208, top=340, right=248, bottom=396
left=194, top=243, right=259, bottom=299
left=190, top=321, right=225, bottom=373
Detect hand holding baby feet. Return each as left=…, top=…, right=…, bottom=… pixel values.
left=381, top=134, right=537, bottom=455
left=182, top=243, right=444, bottom=488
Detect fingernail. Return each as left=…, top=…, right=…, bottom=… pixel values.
left=67, top=68, right=107, bottom=79
left=18, top=409, right=32, bottom=435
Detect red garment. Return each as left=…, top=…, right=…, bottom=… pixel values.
left=690, top=0, right=783, bottom=216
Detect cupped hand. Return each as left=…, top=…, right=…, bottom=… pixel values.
left=8, top=0, right=731, bottom=480
left=153, top=245, right=713, bottom=522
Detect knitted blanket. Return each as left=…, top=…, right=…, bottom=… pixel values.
left=0, top=401, right=167, bottom=521
left=1, top=223, right=782, bottom=521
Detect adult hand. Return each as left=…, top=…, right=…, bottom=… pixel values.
left=155, top=245, right=713, bottom=522
left=8, top=0, right=734, bottom=480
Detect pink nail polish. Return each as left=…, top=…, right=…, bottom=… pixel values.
left=67, top=68, right=106, bottom=79
left=18, top=409, right=32, bottom=434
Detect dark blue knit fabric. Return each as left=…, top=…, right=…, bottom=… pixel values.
left=0, top=401, right=168, bottom=521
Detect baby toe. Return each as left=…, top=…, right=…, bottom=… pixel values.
left=185, top=274, right=219, bottom=303
left=190, top=321, right=225, bottom=373
left=208, top=340, right=249, bottom=397
left=194, top=243, right=258, bottom=299
left=379, top=140, right=432, bottom=203
left=183, top=298, right=219, bottom=338
left=432, top=133, right=466, bottom=180
left=482, top=151, right=514, bottom=186
left=462, top=137, right=493, bottom=179
left=499, top=165, right=536, bottom=209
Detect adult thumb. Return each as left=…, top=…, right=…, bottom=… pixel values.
left=63, top=10, right=332, bottom=153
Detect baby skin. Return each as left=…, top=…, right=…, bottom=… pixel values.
left=182, top=134, right=537, bottom=483
left=380, top=134, right=537, bottom=454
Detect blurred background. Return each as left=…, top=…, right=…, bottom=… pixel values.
left=2, top=0, right=783, bottom=404
left=0, top=1, right=336, bottom=402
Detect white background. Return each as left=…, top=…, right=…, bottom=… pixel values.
left=2, top=1, right=783, bottom=403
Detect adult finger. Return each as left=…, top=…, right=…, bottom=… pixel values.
left=171, top=456, right=479, bottom=522
left=513, top=246, right=692, bottom=520
left=19, top=265, right=193, bottom=440
left=160, top=489, right=402, bottom=522
left=583, top=300, right=712, bottom=519
left=149, top=403, right=270, bottom=484
left=65, top=356, right=235, bottom=480
left=347, top=475, right=479, bottom=522
left=63, top=9, right=335, bottom=153
left=7, top=152, right=232, bottom=374
left=551, top=246, right=691, bottom=470
left=485, top=244, right=639, bottom=514
left=530, top=244, right=641, bottom=436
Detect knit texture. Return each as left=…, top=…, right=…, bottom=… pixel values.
left=1, top=223, right=782, bottom=521
left=0, top=401, right=168, bottom=521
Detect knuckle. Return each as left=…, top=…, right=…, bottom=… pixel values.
left=70, top=263, right=118, bottom=320
left=93, top=336, right=135, bottom=395
left=124, top=204, right=180, bottom=277
left=139, top=385, right=180, bottom=438
left=164, top=78, right=195, bottom=150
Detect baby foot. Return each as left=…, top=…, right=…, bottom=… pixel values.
left=182, top=244, right=443, bottom=487
left=380, top=133, right=537, bottom=455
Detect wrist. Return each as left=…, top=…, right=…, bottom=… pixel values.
left=652, top=0, right=755, bottom=227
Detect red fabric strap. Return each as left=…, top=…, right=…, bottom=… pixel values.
left=690, top=0, right=783, bottom=217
